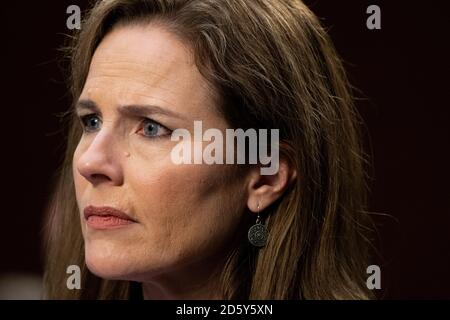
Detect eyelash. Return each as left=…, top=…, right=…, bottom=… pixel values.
left=78, top=113, right=172, bottom=139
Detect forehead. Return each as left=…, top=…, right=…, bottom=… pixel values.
left=81, top=23, right=217, bottom=119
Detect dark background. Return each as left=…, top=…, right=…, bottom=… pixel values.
left=1, top=1, right=449, bottom=299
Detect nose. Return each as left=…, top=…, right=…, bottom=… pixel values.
left=76, top=130, right=124, bottom=187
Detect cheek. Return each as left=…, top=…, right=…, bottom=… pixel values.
left=127, top=158, right=244, bottom=257
left=72, top=143, right=87, bottom=201
left=72, top=143, right=89, bottom=236
left=131, top=160, right=236, bottom=215
left=72, top=145, right=82, bottom=194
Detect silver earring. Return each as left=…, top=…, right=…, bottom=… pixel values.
left=248, top=203, right=269, bottom=247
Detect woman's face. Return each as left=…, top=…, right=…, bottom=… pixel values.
left=72, top=24, right=247, bottom=283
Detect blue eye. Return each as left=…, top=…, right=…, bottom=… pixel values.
left=80, top=114, right=102, bottom=132
left=140, top=119, right=170, bottom=138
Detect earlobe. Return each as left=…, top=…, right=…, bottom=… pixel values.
left=245, top=158, right=296, bottom=248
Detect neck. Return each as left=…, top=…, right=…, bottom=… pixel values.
left=142, top=278, right=221, bottom=300
left=141, top=258, right=227, bottom=300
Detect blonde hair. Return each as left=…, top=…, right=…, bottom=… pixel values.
left=44, top=0, right=373, bottom=299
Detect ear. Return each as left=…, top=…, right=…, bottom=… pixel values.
left=246, top=157, right=297, bottom=213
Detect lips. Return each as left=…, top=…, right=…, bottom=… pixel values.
left=84, top=205, right=137, bottom=229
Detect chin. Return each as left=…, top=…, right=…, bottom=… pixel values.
left=83, top=240, right=168, bottom=282
left=84, top=242, right=136, bottom=281
left=85, top=252, right=125, bottom=281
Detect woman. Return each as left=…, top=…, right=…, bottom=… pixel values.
left=44, top=0, right=373, bottom=299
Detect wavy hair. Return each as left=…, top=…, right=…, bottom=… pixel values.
left=44, top=0, right=373, bottom=299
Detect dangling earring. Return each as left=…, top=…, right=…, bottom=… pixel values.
left=248, top=203, right=269, bottom=247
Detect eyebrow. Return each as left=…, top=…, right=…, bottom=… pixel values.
left=75, top=99, right=187, bottom=120
left=75, top=99, right=99, bottom=113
